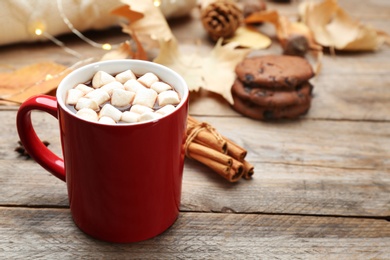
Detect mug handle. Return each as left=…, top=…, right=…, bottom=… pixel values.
left=16, top=95, right=66, bottom=182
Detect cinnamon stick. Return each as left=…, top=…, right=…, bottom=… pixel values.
left=231, top=158, right=244, bottom=180
left=225, top=137, right=247, bottom=161
left=186, top=115, right=254, bottom=182
left=188, top=142, right=233, bottom=167
left=242, top=160, right=254, bottom=180
left=187, top=117, right=227, bottom=153
left=189, top=153, right=232, bottom=180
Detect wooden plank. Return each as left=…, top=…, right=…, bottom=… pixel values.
left=1, top=158, right=389, bottom=218
left=2, top=112, right=389, bottom=216
left=0, top=207, right=389, bottom=259
left=182, top=160, right=390, bottom=217
left=4, top=112, right=390, bottom=170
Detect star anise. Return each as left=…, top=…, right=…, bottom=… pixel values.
left=15, top=140, right=50, bottom=159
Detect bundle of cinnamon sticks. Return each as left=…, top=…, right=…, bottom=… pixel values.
left=185, top=116, right=254, bottom=182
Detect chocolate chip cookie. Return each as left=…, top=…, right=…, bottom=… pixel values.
left=231, top=55, right=315, bottom=120
left=235, top=55, right=314, bottom=89
left=232, top=93, right=312, bottom=120
left=232, top=79, right=313, bottom=108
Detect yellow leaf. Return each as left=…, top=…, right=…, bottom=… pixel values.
left=115, top=0, right=174, bottom=48
left=299, top=0, right=386, bottom=51
left=225, top=26, right=271, bottom=49
left=202, top=39, right=251, bottom=104
left=0, top=62, right=70, bottom=104
left=153, top=38, right=204, bottom=92
left=101, top=41, right=134, bottom=60
left=154, top=38, right=250, bottom=105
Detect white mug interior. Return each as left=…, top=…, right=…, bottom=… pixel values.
left=57, top=59, right=189, bottom=124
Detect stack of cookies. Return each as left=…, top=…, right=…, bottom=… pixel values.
left=231, top=55, right=314, bottom=120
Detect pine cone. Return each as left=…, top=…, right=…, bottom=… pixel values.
left=201, top=0, right=243, bottom=41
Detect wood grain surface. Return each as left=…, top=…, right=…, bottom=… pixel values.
left=1, top=0, right=389, bottom=259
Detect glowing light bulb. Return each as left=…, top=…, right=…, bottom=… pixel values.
left=35, top=28, right=43, bottom=36
left=102, top=43, right=112, bottom=50
left=153, top=0, right=161, bottom=7
left=29, top=19, right=46, bottom=37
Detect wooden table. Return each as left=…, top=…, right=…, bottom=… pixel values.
left=1, top=1, right=389, bottom=258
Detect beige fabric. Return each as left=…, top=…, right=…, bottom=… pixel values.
left=0, top=0, right=197, bottom=46
left=0, top=0, right=122, bottom=45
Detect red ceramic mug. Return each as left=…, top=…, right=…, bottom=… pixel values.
left=16, top=60, right=189, bottom=243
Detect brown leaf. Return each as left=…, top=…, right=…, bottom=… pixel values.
left=154, top=38, right=250, bottom=104
left=299, top=0, right=387, bottom=51
left=101, top=36, right=147, bottom=61
left=0, top=62, right=70, bottom=104
left=245, top=10, right=321, bottom=52
left=111, top=4, right=144, bottom=23
left=114, top=0, right=174, bottom=49
left=244, top=10, right=280, bottom=25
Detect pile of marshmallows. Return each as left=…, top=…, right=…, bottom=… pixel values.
left=66, top=69, right=181, bottom=124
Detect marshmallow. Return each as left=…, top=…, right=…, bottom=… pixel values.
left=133, top=88, right=158, bottom=108
left=155, top=104, right=176, bottom=115
left=121, top=111, right=140, bottom=123
left=138, top=111, right=162, bottom=122
left=69, top=69, right=181, bottom=125
left=85, top=89, right=110, bottom=106
left=115, top=69, right=136, bottom=83
left=111, top=89, right=135, bottom=107
left=99, top=104, right=122, bottom=122
left=76, top=108, right=98, bottom=122
left=99, top=116, right=116, bottom=125
left=92, top=71, right=116, bottom=88
left=75, top=97, right=99, bottom=111
left=124, top=79, right=147, bottom=93
left=100, top=81, right=124, bottom=95
left=137, top=72, right=159, bottom=87
left=75, top=84, right=94, bottom=94
left=158, top=90, right=180, bottom=106
left=130, top=104, right=153, bottom=114
left=66, top=89, right=84, bottom=105
left=151, top=81, right=172, bottom=93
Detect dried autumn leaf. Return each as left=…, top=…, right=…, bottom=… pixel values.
left=245, top=9, right=279, bottom=25
left=299, top=0, right=387, bottom=51
left=245, top=10, right=321, bottom=53
left=0, top=62, right=70, bottom=104
left=154, top=38, right=250, bottom=104
left=225, top=26, right=272, bottom=49
left=112, top=0, right=174, bottom=49
left=201, top=39, right=251, bottom=104
left=153, top=38, right=205, bottom=92
left=101, top=41, right=133, bottom=60
left=111, top=4, right=144, bottom=23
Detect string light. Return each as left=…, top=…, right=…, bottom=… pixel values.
left=35, top=28, right=43, bottom=36
left=32, top=23, right=83, bottom=58
left=56, top=0, right=118, bottom=51
left=45, top=74, right=53, bottom=81
left=28, top=0, right=169, bottom=58
left=29, top=0, right=167, bottom=57
left=28, top=0, right=124, bottom=58
left=154, top=0, right=162, bottom=7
